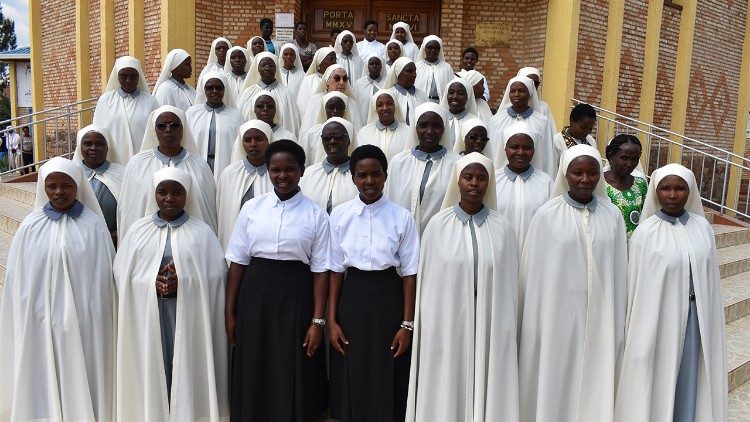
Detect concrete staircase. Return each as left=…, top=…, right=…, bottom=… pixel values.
left=2, top=181, right=750, bottom=417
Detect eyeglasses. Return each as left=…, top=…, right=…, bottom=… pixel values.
left=118, top=75, right=140, bottom=82
left=254, top=103, right=277, bottom=110
left=332, top=75, right=349, bottom=83
left=204, top=85, right=224, bottom=92
left=155, top=122, right=182, bottom=131
left=258, top=63, right=276, bottom=70
left=322, top=133, right=349, bottom=142
left=467, top=135, right=490, bottom=142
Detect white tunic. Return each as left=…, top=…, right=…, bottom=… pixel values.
left=495, top=165, right=553, bottom=252
left=445, top=110, right=479, bottom=152
left=297, top=73, right=323, bottom=118
left=117, top=149, right=217, bottom=240
left=615, top=212, right=727, bottom=422
left=300, top=92, right=363, bottom=136
left=280, top=67, right=305, bottom=98
left=224, top=72, right=247, bottom=107
left=355, top=121, right=412, bottom=161
left=386, top=147, right=460, bottom=235
left=299, top=159, right=359, bottom=213
left=237, top=81, right=301, bottom=136
left=114, top=215, right=228, bottom=421
left=489, top=108, right=556, bottom=177
left=154, top=78, right=196, bottom=111
left=0, top=206, right=116, bottom=422
left=552, top=132, right=599, bottom=175
left=518, top=194, right=627, bottom=422
left=337, top=53, right=364, bottom=83
left=186, top=103, right=242, bottom=182
left=353, top=75, right=385, bottom=119
left=390, top=85, right=429, bottom=126
left=414, top=60, right=455, bottom=102
left=328, top=195, right=419, bottom=274
left=407, top=206, right=520, bottom=422
left=93, top=89, right=159, bottom=164
left=356, top=39, right=385, bottom=61
left=216, top=160, right=273, bottom=251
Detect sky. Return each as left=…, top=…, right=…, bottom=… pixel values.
left=1, top=0, right=29, bottom=48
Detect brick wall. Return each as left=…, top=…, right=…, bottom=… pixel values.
left=573, top=0, right=608, bottom=106
left=653, top=6, right=679, bottom=129
left=617, top=0, right=648, bottom=120
left=143, top=0, right=162, bottom=84
left=88, top=0, right=102, bottom=97
left=115, top=0, right=129, bottom=57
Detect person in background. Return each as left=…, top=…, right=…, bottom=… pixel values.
left=353, top=54, right=386, bottom=119
left=223, top=46, right=251, bottom=105
left=6, top=125, right=21, bottom=172
left=246, top=92, right=298, bottom=142
left=390, top=22, right=419, bottom=61
left=357, top=19, right=385, bottom=61
left=279, top=43, right=306, bottom=96
left=415, top=36, right=455, bottom=104
left=0, top=125, right=8, bottom=171
left=259, top=18, right=281, bottom=55
left=197, top=37, right=231, bottom=88
left=553, top=103, right=598, bottom=167
left=356, top=89, right=411, bottom=161
left=383, top=39, right=405, bottom=71
left=335, top=30, right=364, bottom=83
left=20, top=126, right=34, bottom=174
left=517, top=67, right=555, bottom=131
left=297, top=47, right=337, bottom=117
left=603, top=134, right=647, bottom=239
left=246, top=36, right=268, bottom=58
left=293, top=21, right=317, bottom=71
left=153, top=49, right=196, bottom=111
left=383, top=57, right=429, bottom=126
left=330, top=28, right=342, bottom=48
left=456, top=47, right=490, bottom=101
left=456, top=117, right=490, bottom=156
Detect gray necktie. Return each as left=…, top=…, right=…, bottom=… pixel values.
left=207, top=111, right=216, bottom=172
left=418, top=156, right=433, bottom=203
left=430, top=72, right=439, bottom=99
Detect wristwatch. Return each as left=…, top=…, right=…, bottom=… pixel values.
left=311, top=317, right=327, bottom=327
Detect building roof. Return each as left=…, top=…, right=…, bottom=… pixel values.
left=0, top=47, right=31, bottom=61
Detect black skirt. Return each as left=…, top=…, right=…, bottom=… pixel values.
left=329, top=267, right=410, bottom=422
left=231, top=257, right=328, bottom=422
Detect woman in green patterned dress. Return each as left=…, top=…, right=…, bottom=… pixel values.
left=603, top=134, right=647, bottom=238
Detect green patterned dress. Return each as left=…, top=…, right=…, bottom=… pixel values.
left=605, top=176, right=648, bottom=239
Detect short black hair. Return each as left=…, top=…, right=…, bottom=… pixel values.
left=330, top=28, right=342, bottom=38
left=364, top=20, right=378, bottom=30
left=570, top=103, right=597, bottom=122
left=605, top=134, right=642, bottom=159
left=462, top=47, right=479, bottom=60
left=265, top=139, right=305, bottom=168
left=350, top=145, right=387, bottom=174
left=260, top=18, right=273, bottom=27
left=295, top=21, right=307, bottom=29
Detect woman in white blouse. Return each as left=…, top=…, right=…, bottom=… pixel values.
left=225, top=139, right=329, bottom=421
left=327, top=144, right=420, bottom=421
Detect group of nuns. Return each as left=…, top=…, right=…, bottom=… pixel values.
left=0, top=19, right=726, bottom=422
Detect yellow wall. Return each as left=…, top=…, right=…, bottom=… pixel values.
left=8, top=63, right=17, bottom=121
left=129, top=0, right=144, bottom=61
left=598, top=0, right=625, bottom=154
left=637, top=0, right=664, bottom=168
left=100, top=0, right=115, bottom=91
left=726, top=2, right=750, bottom=212
left=668, top=0, right=697, bottom=163
left=160, top=0, right=196, bottom=85
left=542, top=0, right=581, bottom=130
left=28, top=0, right=44, bottom=161
left=75, top=0, right=91, bottom=126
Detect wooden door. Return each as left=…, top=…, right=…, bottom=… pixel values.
left=303, top=0, right=441, bottom=47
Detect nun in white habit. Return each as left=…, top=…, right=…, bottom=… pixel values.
left=246, top=35, right=269, bottom=57
left=516, top=66, right=556, bottom=133
left=460, top=69, right=494, bottom=123
left=356, top=89, right=411, bottom=161
left=0, top=157, right=115, bottom=422
left=415, top=36, right=456, bottom=103
left=92, top=55, right=159, bottom=164
left=383, top=38, right=406, bottom=71
left=73, top=124, right=125, bottom=240
left=297, top=47, right=337, bottom=117
left=245, top=91, right=298, bottom=142
left=300, top=117, right=359, bottom=213
left=488, top=75, right=556, bottom=177
left=216, top=120, right=274, bottom=251
left=117, top=105, right=217, bottom=241
left=334, top=30, right=364, bottom=83
left=518, top=144, right=627, bottom=422
left=353, top=54, right=386, bottom=119
left=186, top=71, right=242, bottom=180
left=278, top=43, right=305, bottom=96
left=197, top=37, right=232, bottom=88
left=386, top=102, right=461, bottom=235
left=455, top=117, right=491, bottom=157
left=237, top=52, right=301, bottom=137
left=390, top=22, right=420, bottom=61
left=153, top=48, right=196, bottom=111
left=223, top=46, right=252, bottom=108
left=300, top=64, right=363, bottom=135
left=440, top=77, right=479, bottom=151
left=384, top=57, right=429, bottom=126
left=300, top=91, right=358, bottom=166
left=615, top=164, right=727, bottom=422
left=114, top=166, right=228, bottom=421
left=494, top=122, right=553, bottom=252
left=406, top=153, right=520, bottom=422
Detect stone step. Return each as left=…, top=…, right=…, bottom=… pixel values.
left=0, top=230, right=10, bottom=301
left=0, top=197, right=32, bottom=236
left=724, top=271, right=750, bottom=324
left=0, top=182, right=37, bottom=207
left=719, top=244, right=750, bottom=279
left=729, top=377, right=750, bottom=421
left=714, top=224, right=750, bottom=249
left=727, top=315, right=750, bottom=392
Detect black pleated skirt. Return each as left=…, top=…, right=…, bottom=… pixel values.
left=329, top=267, right=410, bottom=422
left=230, top=257, right=328, bottom=422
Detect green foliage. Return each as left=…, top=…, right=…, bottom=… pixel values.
left=0, top=5, right=18, bottom=91
left=0, top=94, right=10, bottom=122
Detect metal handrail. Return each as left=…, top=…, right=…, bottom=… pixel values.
left=573, top=98, right=750, bottom=219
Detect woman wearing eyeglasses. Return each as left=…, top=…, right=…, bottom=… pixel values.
left=300, top=64, right=364, bottom=136
left=117, top=105, right=217, bottom=241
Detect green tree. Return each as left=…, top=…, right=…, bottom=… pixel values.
left=0, top=5, right=18, bottom=91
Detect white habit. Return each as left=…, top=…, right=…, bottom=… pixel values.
left=153, top=49, right=196, bottom=111
left=414, top=36, right=456, bottom=103
left=300, top=158, right=359, bottom=213
left=356, top=89, right=411, bottom=161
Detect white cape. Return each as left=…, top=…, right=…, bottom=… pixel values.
left=186, top=104, right=242, bottom=182
left=356, top=122, right=412, bottom=161
left=494, top=167, right=553, bottom=252
left=406, top=207, right=520, bottom=421
left=93, top=90, right=159, bottom=164
left=297, top=73, right=323, bottom=118
left=518, top=195, right=627, bottom=422
left=299, top=92, right=363, bottom=136
left=386, top=150, right=460, bottom=235
left=552, top=132, right=599, bottom=175
left=117, top=149, right=217, bottom=240
left=299, top=164, right=359, bottom=212
left=353, top=76, right=384, bottom=119
left=237, top=84, right=301, bottom=136
left=390, top=87, right=429, bottom=126
left=216, top=160, right=273, bottom=251
left=114, top=215, right=229, bottom=421
left=614, top=213, right=727, bottom=421
left=0, top=208, right=116, bottom=421
left=154, top=79, right=196, bottom=111
left=488, top=111, right=556, bottom=177
left=414, top=61, right=455, bottom=102
left=280, top=68, right=305, bottom=99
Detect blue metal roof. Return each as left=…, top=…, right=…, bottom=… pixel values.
left=0, top=47, right=30, bottom=60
